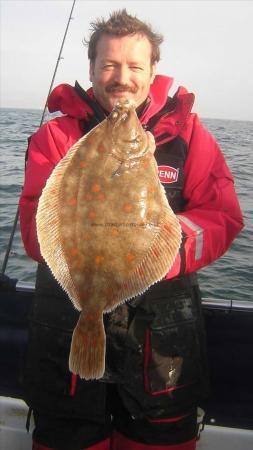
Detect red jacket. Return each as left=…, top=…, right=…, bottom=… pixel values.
left=19, top=75, right=244, bottom=279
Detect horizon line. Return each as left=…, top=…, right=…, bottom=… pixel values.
left=0, top=106, right=252, bottom=123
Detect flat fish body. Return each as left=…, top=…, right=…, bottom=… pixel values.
left=36, top=100, right=182, bottom=379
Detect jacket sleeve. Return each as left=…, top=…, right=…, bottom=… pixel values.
left=19, top=118, right=80, bottom=262
left=166, top=114, right=244, bottom=279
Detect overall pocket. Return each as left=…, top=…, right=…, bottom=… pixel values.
left=143, top=318, right=202, bottom=396
left=143, top=293, right=203, bottom=401
left=24, top=322, right=107, bottom=421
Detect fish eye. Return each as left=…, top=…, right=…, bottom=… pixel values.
left=110, top=111, right=119, bottom=121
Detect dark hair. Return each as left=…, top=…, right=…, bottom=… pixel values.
left=85, top=9, right=163, bottom=64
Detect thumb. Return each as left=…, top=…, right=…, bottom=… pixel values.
left=146, top=131, right=156, bottom=154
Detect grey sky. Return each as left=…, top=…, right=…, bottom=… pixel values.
left=1, top=0, right=253, bottom=120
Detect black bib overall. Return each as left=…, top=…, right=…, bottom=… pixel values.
left=24, top=114, right=209, bottom=449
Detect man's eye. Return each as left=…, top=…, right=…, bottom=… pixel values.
left=130, top=66, right=143, bottom=71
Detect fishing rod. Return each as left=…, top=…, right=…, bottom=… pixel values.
left=0, top=0, right=77, bottom=276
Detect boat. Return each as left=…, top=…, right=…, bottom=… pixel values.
left=1, top=274, right=253, bottom=449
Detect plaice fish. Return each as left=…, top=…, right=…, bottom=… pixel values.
left=36, top=99, right=182, bottom=380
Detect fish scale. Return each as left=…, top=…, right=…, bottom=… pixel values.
left=36, top=99, right=182, bottom=380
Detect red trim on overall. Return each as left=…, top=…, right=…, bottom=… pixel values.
left=69, top=373, right=77, bottom=396
left=150, top=383, right=191, bottom=396
left=111, top=431, right=196, bottom=450
left=143, top=328, right=191, bottom=396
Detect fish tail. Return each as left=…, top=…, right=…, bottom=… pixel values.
left=69, top=310, right=105, bottom=380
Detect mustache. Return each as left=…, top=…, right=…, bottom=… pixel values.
left=105, top=83, right=137, bottom=94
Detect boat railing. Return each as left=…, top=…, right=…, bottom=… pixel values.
left=14, top=281, right=253, bottom=312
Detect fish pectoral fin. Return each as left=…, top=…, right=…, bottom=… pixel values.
left=111, top=162, right=124, bottom=177
left=111, top=159, right=140, bottom=177
left=69, top=309, right=105, bottom=380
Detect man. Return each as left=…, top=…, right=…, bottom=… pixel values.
left=19, top=9, right=243, bottom=450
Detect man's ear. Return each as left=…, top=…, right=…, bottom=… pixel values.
left=89, top=62, right=94, bottom=82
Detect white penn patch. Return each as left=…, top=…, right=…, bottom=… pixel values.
left=158, top=165, right=179, bottom=184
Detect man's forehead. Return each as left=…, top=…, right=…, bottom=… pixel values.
left=96, top=33, right=151, bottom=50
left=95, top=33, right=152, bottom=59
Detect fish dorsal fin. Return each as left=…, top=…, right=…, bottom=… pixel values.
left=36, top=121, right=106, bottom=309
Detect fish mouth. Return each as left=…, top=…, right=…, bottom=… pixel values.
left=117, top=135, right=144, bottom=152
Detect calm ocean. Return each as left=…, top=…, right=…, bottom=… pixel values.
left=0, top=108, right=252, bottom=301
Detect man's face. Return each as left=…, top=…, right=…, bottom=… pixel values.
left=89, top=33, right=156, bottom=112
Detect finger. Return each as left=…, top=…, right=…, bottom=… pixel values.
left=146, top=131, right=156, bottom=154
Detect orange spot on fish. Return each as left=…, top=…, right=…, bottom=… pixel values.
left=80, top=161, right=87, bottom=169
left=68, top=197, right=77, bottom=206
left=95, top=255, right=104, bottom=265
left=91, top=183, right=101, bottom=193
left=164, top=224, right=171, bottom=232
left=70, top=248, right=79, bottom=257
left=143, top=160, right=150, bottom=169
left=126, top=253, right=135, bottom=262
left=97, top=145, right=107, bottom=153
left=98, top=193, right=106, bottom=202
left=148, top=185, right=155, bottom=193
left=123, top=203, right=133, bottom=213
left=88, top=210, right=96, bottom=220
left=111, top=228, right=119, bottom=236
left=146, top=208, right=153, bottom=219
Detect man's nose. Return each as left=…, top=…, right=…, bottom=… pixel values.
left=114, top=65, right=130, bottom=85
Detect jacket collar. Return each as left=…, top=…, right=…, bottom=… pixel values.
left=48, top=75, right=173, bottom=120
left=48, top=75, right=194, bottom=141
